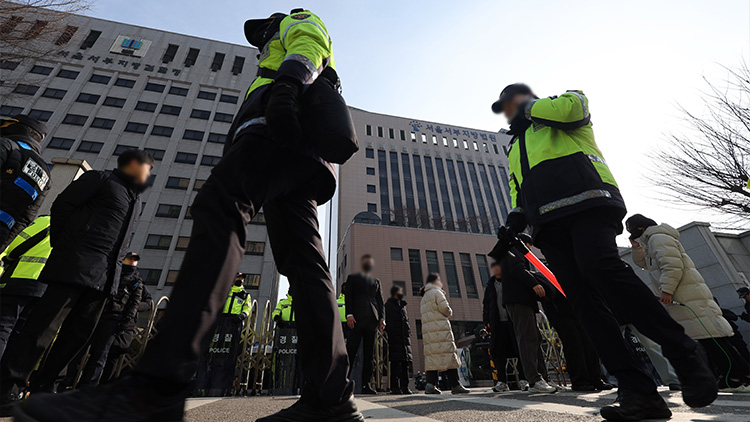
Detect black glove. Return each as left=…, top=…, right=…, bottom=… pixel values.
left=741, top=312, right=750, bottom=322
left=265, top=81, right=302, bottom=146
left=505, top=212, right=527, bottom=236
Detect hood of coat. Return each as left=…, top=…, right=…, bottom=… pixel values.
left=423, top=283, right=441, bottom=294
left=638, top=223, right=680, bottom=245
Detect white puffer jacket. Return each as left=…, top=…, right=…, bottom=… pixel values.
left=420, top=283, right=461, bottom=371
left=632, top=224, right=733, bottom=340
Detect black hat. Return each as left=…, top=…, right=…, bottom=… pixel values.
left=5, top=114, right=48, bottom=139
left=124, top=252, right=141, bottom=261
left=235, top=272, right=247, bottom=279
left=491, top=83, right=535, bottom=114
left=738, top=287, right=750, bottom=297
left=244, top=13, right=287, bottom=48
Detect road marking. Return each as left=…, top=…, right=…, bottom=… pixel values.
left=185, top=398, right=223, bottom=411
left=356, top=399, right=440, bottom=421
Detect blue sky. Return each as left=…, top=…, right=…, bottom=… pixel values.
left=88, top=0, right=749, bottom=296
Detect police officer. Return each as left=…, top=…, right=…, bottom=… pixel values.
left=491, top=84, right=718, bottom=420
left=0, top=215, right=52, bottom=360
left=272, top=291, right=295, bottom=327
left=338, top=283, right=349, bottom=337
left=17, top=9, right=363, bottom=422
left=0, top=115, right=51, bottom=252
left=223, top=273, right=252, bottom=321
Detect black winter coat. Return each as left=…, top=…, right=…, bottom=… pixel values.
left=500, top=249, right=541, bottom=310
left=482, top=276, right=503, bottom=328
left=40, top=169, right=142, bottom=295
left=344, top=273, right=385, bottom=323
left=384, top=298, right=412, bottom=362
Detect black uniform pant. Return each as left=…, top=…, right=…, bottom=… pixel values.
left=59, top=318, right=120, bottom=390
left=390, top=360, right=410, bottom=392
left=699, top=337, right=750, bottom=387
left=0, top=283, right=107, bottom=393
left=537, top=207, right=697, bottom=393
left=135, top=131, right=350, bottom=406
left=547, top=312, right=602, bottom=387
left=0, top=294, right=37, bottom=361
left=489, top=321, right=525, bottom=383
left=346, top=318, right=377, bottom=389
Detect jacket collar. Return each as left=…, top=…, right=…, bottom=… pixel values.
left=7, top=134, right=42, bottom=154
left=112, top=168, right=146, bottom=195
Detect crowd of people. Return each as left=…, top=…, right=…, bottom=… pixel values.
left=1, top=6, right=750, bottom=422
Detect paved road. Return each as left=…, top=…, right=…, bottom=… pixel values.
left=185, top=387, right=750, bottom=422
left=2, top=388, right=747, bottom=421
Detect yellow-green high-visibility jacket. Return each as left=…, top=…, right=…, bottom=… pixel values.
left=337, top=293, right=347, bottom=323
left=0, top=215, right=51, bottom=298
left=272, top=294, right=295, bottom=322
left=507, top=91, right=625, bottom=226
left=222, top=285, right=252, bottom=316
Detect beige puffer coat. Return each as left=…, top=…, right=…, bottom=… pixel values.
left=632, top=224, right=733, bottom=340
left=420, top=283, right=461, bottom=371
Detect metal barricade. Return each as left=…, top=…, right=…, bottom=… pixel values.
left=373, top=330, right=389, bottom=391
left=114, top=295, right=169, bottom=377
left=537, top=310, right=568, bottom=386
left=234, top=299, right=274, bottom=395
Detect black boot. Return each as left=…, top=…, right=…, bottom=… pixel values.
left=669, top=344, right=718, bottom=408
left=0, top=389, right=22, bottom=418
left=256, top=381, right=364, bottom=422
left=13, top=375, right=186, bottom=422
left=600, top=390, right=672, bottom=421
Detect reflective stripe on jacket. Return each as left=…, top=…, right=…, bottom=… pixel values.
left=0, top=215, right=51, bottom=297
left=507, top=91, right=625, bottom=226
left=337, top=293, right=346, bottom=322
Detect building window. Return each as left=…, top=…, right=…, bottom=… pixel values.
left=175, top=236, right=190, bottom=251
left=0, top=60, right=19, bottom=70
left=13, top=84, right=39, bottom=95
left=200, top=155, right=221, bottom=167
left=478, top=163, right=501, bottom=232
left=103, top=96, right=126, bottom=108
left=161, top=44, right=178, bottom=63
left=409, top=249, right=423, bottom=296
left=390, top=247, right=403, bottom=261
left=219, top=93, right=238, bottom=104
left=29, top=65, right=52, bottom=75
left=151, top=125, right=174, bottom=137
left=459, top=253, right=479, bottom=298
left=389, top=151, right=403, bottom=225
left=139, top=269, right=161, bottom=285
left=79, top=29, right=101, bottom=49
left=155, top=204, right=182, bottom=218
left=410, top=132, right=416, bottom=142
left=377, top=126, right=383, bottom=137
left=250, top=212, right=266, bottom=225
left=377, top=150, right=390, bottom=224
left=90, top=118, right=115, bottom=129
left=183, top=129, right=204, bottom=141
left=445, top=160, right=466, bottom=231
left=207, top=132, right=226, bottom=143
left=169, top=86, right=189, bottom=96
left=483, top=142, right=489, bottom=153
left=389, top=128, right=394, bottom=139
left=41, top=88, right=66, bottom=99
left=197, top=90, right=216, bottom=100
left=400, top=130, right=406, bottom=141
left=442, top=252, right=462, bottom=297
left=190, top=109, right=211, bottom=120
left=366, top=184, right=376, bottom=193
left=231, top=56, right=246, bottom=75
left=89, top=74, right=111, bottom=84
left=175, top=152, right=197, bottom=164
left=0, top=105, right=23, bottom=116
left=76, top=93, right=100, bottom=104
left=488, top=165, right=510, bottom=221
left=145, top=234, right=172, bottom=250
left=476, top=254, right=491, bottom=287
left=493, top=144, right=499, bottom=154
left=433, top=158, right=454, bottom=231
left=184, top=47, right=200, bottom=67
left=166, top=176, right=190, bottom=190
left=113, top=145, right=137, bottom=155
left=463, top=139, right=469, bottom=150
left=366, top=125, right=372, bottom=136
left=56, top=69, right=79, bottom=79
left=442, top=137, right=448, bottom=147
left=135, top=101, right=157, bottom=112
left=114, top=77, right=135, bottom=88
left=62, top=114, right=87, bottom=126
left=245, top=274, right=261, bottom=289
left=453, top=138, right=459, bottom=148
left=160, top=105, right=182, bottom=116
left=124, top=122, right=148, bottom=134
left=365, top=148, right=374, bottom=159
left=77, top=141, right=103, bottom=153
left=367, top=203, right=377, bottom=213
left=213, top=112, right=233, bottom=123
left=245, top=241, right=265, bottom=255
left=144, top=148, right=165, bottom=161
left=24, top=19, right=48, bottom=39
left=193, top=179, right=206, bottom=191
left=456, top=161, right=480, bottom=233
left=426, top=250, right=440, bottom=274
left=366, top=167, right=375, bottom=175
left=432, top=135, right=438, bottom=145
left=47, top=137, right=74, bottom=150
left=412, top=155, right=431, bottom=229
left=55, top=25, right=78, bottom=45
left=27, top=109, right=52, bottom=122
left=144, top=82, right=165, bottom=93
left=421, top=133, right=427, bottom=144
left=166, top=270, right=179, bottom=286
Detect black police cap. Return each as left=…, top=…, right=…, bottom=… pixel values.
left=244, top=12, right=287, bottom=48
left=9, top=114, right=48, bottom=137
left=491, top=83, right=535, bottom=114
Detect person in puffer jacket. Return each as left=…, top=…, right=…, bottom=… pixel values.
left=627, top=214, right=750, bottom=390
left=419, top=273, right=469, bottom=395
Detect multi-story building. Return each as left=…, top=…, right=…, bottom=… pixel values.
left=335, top=107, right=513, bottom=372
left=0, top=10, right=280, bottom=313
